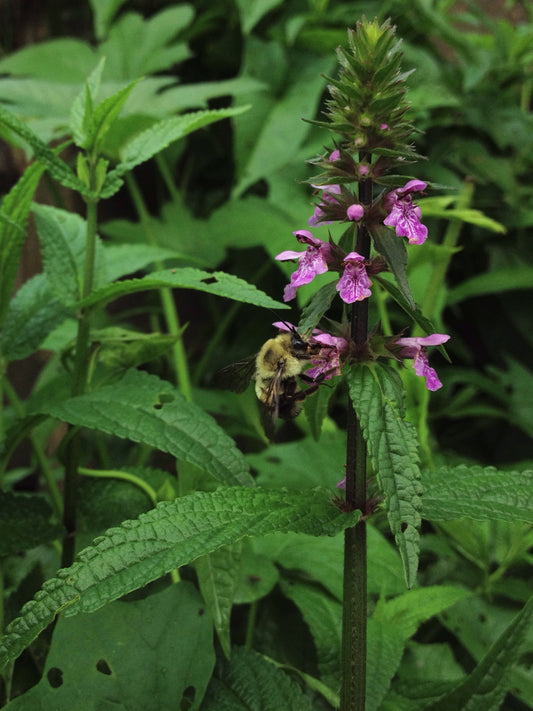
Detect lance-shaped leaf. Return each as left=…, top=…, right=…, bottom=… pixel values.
left=79, top=267, right=288, bottom=311
left=33, top=204, right=108, bottom=303
left=202, top=646, right=315, bottom=711
left=106, top=106, right=249, bottom=178
left=0, top=486, right=360, bottom=671
left=0, top=161, right=45, bottom=325
left=374, top=275, right=446, bottom=355
left=370, top=223, right=415, bottom=311
left=422, top=597, right=533, bottom=711
left=43, top=369, right=253, bottom=487
left=421, top=465, right=533, bottom=524
left=0, top=105, right=90, bottom=196
left=298, top=280, right=338, bottom=335
left=1, top=273, right=72, bottom=361
left=195, top=542, right=243, bottom=659
left=347, top=362, right=423, bottom=588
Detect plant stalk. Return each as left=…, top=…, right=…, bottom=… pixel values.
left=125, top=173, right=192, bottom=400
left=340, top=175, right=372, bottom=711
left=61, top=196, right=98, bottom=567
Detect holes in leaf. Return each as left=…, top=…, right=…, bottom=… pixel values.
left=201, top=277, right=217, bottom=284
left=266, top=456, right=281, bottom=464
left=153, top=392, right=175, bottom=409
left=47, top=667, right=63, bottom=688
left=401, top=521, right=408, bottom=533
left=180, top=685, right=196, bottom=710
left=198, top=607, right=205, bottom=616
left=96, top=658, right=112, bottom=675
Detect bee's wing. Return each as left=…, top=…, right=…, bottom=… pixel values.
left=259, top=401, right=277, bottom=441
left=214, top=355, right=257, bottom=393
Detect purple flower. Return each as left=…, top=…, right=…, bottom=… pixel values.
left=383, top=179, right=428, bottom=245
left=307, top=332, right=350, bottom=380
left=329, top=149, right=341, bottom=162
left=346, top=203, right=364, bottom=221
left=308, top=184, right=342, bottom=226
left=336, top=252, right=372, bottom=304
left=395, top=333, right=450, bottom=391
left=276, top=230, right=333, bottom=302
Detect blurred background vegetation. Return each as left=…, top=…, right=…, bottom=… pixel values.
left=0, top=0, right=532, bottom=467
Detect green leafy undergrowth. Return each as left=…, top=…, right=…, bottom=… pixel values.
left=0, top=486, right=360, bottom=671
left=4, top=581, right=214, bottom=711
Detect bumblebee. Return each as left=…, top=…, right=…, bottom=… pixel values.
left=216, top=326, right=321, bottom=437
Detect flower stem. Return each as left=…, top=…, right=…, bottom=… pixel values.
left=341, top=175, right=372, bottom=710
left=61, top=196, right=98, bottom=567
left=125, top=173, right=192, bottom=400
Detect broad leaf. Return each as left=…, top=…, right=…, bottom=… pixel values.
left=370, top=223, right=415, bottom=311
left=43, top=369, right=253, bottom=487
left=422, top=465, right=533, bottom=524
left=79, top=267, right=288, bottom=311
left=202, top=646, right=315, bottom=711
left=423, top=597, right=533, bottom=711
left=0, top=161, right=45, bottom=325
left=347, top=363, right=423, bottom=588
left=0, top=486, right=360, bottom=670
left=3, top=582, right=214, bottom=711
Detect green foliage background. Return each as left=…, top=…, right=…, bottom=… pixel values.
left=0, top=1, right=532, bottom=710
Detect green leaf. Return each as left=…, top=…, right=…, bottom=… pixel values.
left=0, top=492, right=63, bottom=556
left=85, top=78, right=140, bottom=153
left=3, top=582, right=215, bottom=711
left=89, top=0, right=129, bottom=41
left=303, top=378, right=337, bottom=441
left=195, top=543, right=243, bottom=659
left=347, top=363, right=423, bottom=588
left=280, top=578, right=342, bottom=689
left=236, top=0, right=284, bottom=34
left=418, top=198, right=506, bottom=233
left=111, top=107, right=249, bottom=178
left=0, top=161, right=45, bottom=325
left=33, top=204, right=84, bottom=304
left=43, top=369, right=253, bottom=487
left=79, top=267, right=288, bottom=311
left=98, top=6, right=194, bottom=79
left=0, top=486, right=359, bottom=670
left=0, top=105, right=90, bottom=196
left=1, top=273, right=72, bottom=361
left=374, top=275, right=441, bottom=338
left=374, top=586, right=470, bottom=639
left=202, top=646, right=315, bottom=711
left=367, top=586, right=470, bottom=711
left=447, top=266, right=533, bottom=305
left=69, top=58, right=105, bottom=148
left=233, top=541, right=279, bottom=604
left=423, top=597, right=533, bottom=711
left=102, top=243, right=191, bottom=282
left=297, top=280, right=338, bottom=334
left=248, top=429, right=347, bottom=490
left=0, top=39, right=97, bottom=83
left=370, top=223, right=416, bottom=311
left=421, top=465, right=533, bottom=524
left=366, top=619, right=407, bottom=711
left=92, top=327, right=182, bottom=372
